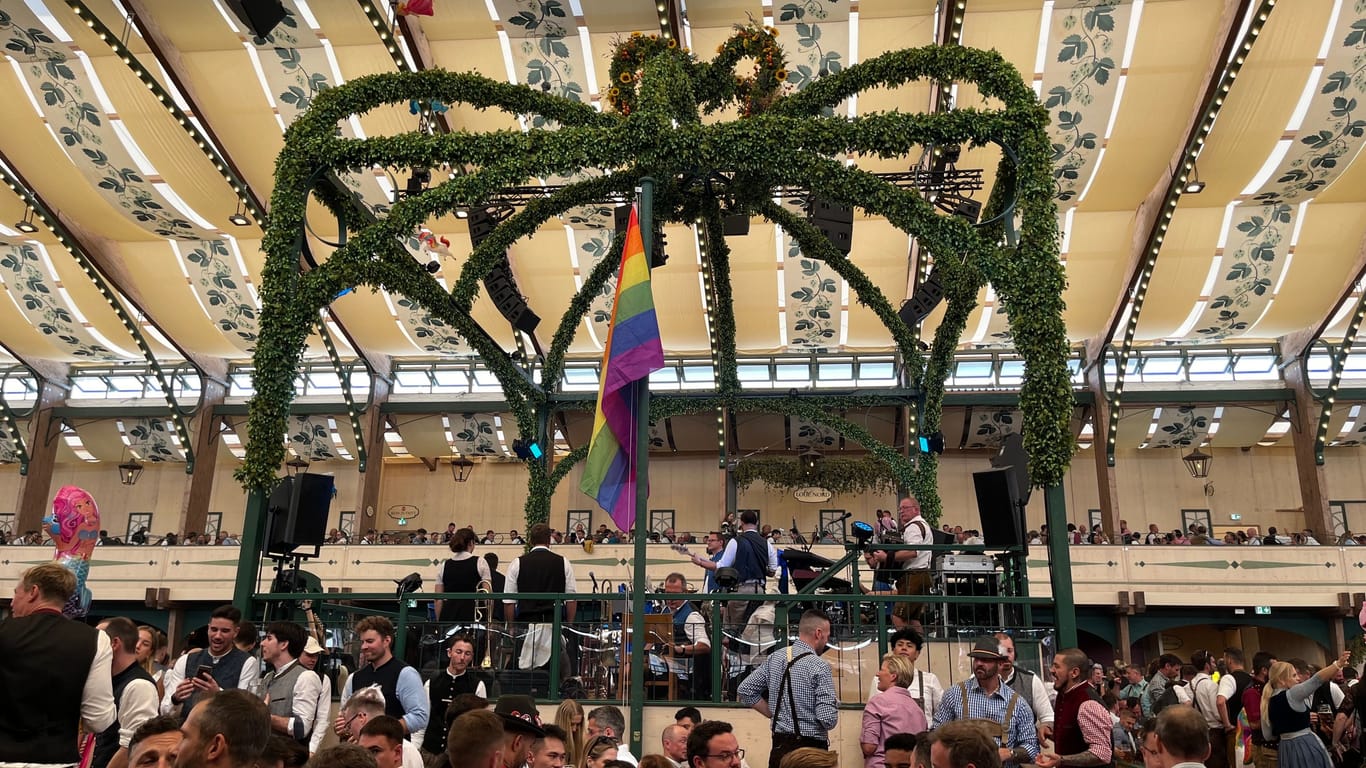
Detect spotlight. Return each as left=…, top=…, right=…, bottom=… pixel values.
left=455, top=209, right=470, bottom=219
left=851, top=519, right=875, bottom=548
left=228, top=212, right=250, bottom=226
left=512, top=438, right=544, bottom=461
left=425, top=260, right=441, bottom=273
left=1185, top=163, right=1206, bottom=194
left=14, top=218, right=38, bottom=234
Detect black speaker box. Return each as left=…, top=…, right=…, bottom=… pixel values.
left=225, top=0, right=286, bottom=38
left=972, top=468, right=1025, bottom=548
left=264, top=473, right=333, bottom=557
left=483, top=260, right=541, bottom=333
left=899, top=268, right=945, bottom=326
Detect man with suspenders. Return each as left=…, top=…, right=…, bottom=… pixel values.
left=996, top=632, right=1057, bottom=746
left=934, top=637, right=1040, bottom=768
left=868, top=628, right=944, bottom=721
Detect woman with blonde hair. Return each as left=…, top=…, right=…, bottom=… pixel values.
left=558, top=698, right=587, bottom=768
left=862, top=653, right=928, bottom=768
left=778, top=747, right=838, bottom=768
left=1261, top=651, right=1353, bottom=768
left=582, top=735, right=619, bottom=768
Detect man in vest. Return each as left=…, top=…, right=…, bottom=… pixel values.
left=175, top=690, right=271, bottom=768
left=419, top=633, right=487, bottom=758
left=712, top=511, right=777, bottom=631
left=1035, top=648, right=1113, bottom=768
left=93, top=617, right=160, bottom=768
left=259, top=621, right=323, bottom=746
left=337, top=617, right=427, bottom=738
left=995, top=633, right=1056, bottom=745
left=1217, top=648, right=1253, bottom=768
left=868, top=628, right=945, bottom=722
left=160, top=605, right=259, bottom=718
left=0, top=563, right=115, bottom=766
left=664, top=572, right=712, bottom=701
left=868, top=497, right=932, bottom=631
left=1190, top=650, right=1226, bottom=768
left=933, top=636, right=1038, bottom=768
left=1242, top=652, right=1277, bottom=768
left=504, top=523, right=577, bottom=670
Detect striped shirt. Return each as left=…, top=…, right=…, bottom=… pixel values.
left=737, top=639, right=839, bottom=740
left=934, top=675, right=1040, bottom=762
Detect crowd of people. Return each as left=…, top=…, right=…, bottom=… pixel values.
left=1021, top=522, right=1366, bottom=547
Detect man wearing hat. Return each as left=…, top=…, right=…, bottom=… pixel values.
left=933, top=637, right=1039, bottom=768
left=298, top=635, right=332, bottom=755
left=495, top=694, right=546, bottom=768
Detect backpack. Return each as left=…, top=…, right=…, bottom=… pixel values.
left=1153, top=683, right=1181, bottom=714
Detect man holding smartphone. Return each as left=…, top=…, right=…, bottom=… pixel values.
left=159, top=605, right=259, bottom=718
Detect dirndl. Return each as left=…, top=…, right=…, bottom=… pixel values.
left=1277, top=730, right=1333, bottom=768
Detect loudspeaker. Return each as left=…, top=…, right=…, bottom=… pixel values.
left=899, top=267, right=945, bottom=326
left=807, top=198, right=854, bottom=255
left=723, top=214, right=750, bottom=236
left=972, top=468, right=1024, bottom=547
left=264, top=473, right=333, bottom=557
left=483, top=258, right=541, bottom=333
left=225, top=0, right=286, bottom=38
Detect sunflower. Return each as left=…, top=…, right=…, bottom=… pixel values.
left=620, top=71, right=635, bottom=83
left=775, top=69, right=788, bottom=81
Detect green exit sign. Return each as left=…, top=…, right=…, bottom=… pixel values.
left=1255, top=606, right=1272, bottom=615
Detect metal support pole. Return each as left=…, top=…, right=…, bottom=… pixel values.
left=1044, top=484, right=1077, bottom=647
left=233, top=490, right=268, bottom=617
left=627, top=177, right=655, bottom=757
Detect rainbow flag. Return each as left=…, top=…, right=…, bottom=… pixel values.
left=579, top=203, right=665, bottom=531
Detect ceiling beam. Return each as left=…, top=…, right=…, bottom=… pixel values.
left=115, top=0, right=390, bottom=380
left=1280, top=227, right=1366, bottom=362
left=1086, top=0, right=1258, bottom=361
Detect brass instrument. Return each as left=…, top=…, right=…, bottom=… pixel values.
left=474, top=579, right=494, bottom=669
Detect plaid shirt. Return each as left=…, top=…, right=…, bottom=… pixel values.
left=737, top=638, right=839, bottom=740
left=934, top=675, right=1040, bottom=763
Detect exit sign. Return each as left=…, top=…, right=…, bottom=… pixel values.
left=1255, top=606, right=1272, bottom=615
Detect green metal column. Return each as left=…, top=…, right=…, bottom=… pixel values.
left=627, top=177, right=655, bottom=758
left=1044, top=484, right=1077, bottom=647
left=233, top=490, right=268, bottom=617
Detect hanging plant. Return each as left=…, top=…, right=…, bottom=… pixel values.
left=733, top=455, right=900, bottom=496
left=244, top=25, right=1068, bottom=533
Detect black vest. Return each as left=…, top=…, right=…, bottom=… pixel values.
left=1007, top=668, right=1038, bottom=718
left=92, top=662, right=156, bottom=768
left=0, top=611, right=99, bottom=764
left=734, top=530, right=769, bottom=583
left=514, top=548, right=566, bottom=621
left=1226, top=670, right=1253, bottom=722
left=672, top=602, right=711, bottom=697
left=1270, top=690, right=1312, bottom=736
left=180, top=647, right=250, bottom=719
left=439, top=557, right=481, bottom=622
left=424, top=669, right=482, bottom=755
left=351, top=656, right=410, bottom=721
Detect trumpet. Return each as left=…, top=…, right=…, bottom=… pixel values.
left=474, top=579, right=494, bottom=669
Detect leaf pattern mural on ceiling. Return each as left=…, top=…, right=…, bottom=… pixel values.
left=1191, top=3, right=1366, bottom=340
left=0, top=2, right=259, bottom=352
left=250, top=1, right=471, bottom=355
left=0, top=240, right=128, bottom=360
left=963, top=409, right=1021, bottom=450
left=775, top=2, right=849, bottom=352
left=447, top=412, right=503, bottom=456
left=1144, top=406, right=1214, bottom=449
left=121, top=417, right=185, bottom=462
left=289, top=415, right=342, bottom=462
left=1041, top=1, right=1135, bottom=203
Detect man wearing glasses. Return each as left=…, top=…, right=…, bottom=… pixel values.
left=686, top=721, right=744, bottom=768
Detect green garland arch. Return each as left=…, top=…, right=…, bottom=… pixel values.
left=240, top=27, right=1071, bottom=529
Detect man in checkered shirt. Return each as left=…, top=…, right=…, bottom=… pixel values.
left=1035, top=648, right=1114, bottom=768
left=736, top=609, right=838, bottom=768
left=934, top=636, right=1040, bottom=768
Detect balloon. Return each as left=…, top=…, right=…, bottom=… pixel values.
left=45, top=485, right=100, bottom=618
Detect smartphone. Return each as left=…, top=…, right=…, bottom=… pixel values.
left=196, top=664, right=214, bottom=679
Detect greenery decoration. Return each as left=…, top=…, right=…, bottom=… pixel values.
left=242, top=26, right=1070, bottom=531
left=734, top=455, right=899, bottom=496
